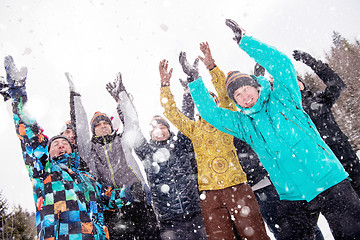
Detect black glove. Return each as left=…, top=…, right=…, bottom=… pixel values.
left=292, top=50, right=316, bottom=66
left=225, top=19, right=245, bottom=44
left=106, top=72, right=126, bottom=102
left=179, top=51, right=199, bottom=84
left=4, top=55, right=27, bottom=99
left=124, top=182, right=146, bottom=203
left=254, top=63, right=265, bottom=77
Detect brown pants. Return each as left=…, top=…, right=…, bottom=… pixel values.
left=200, top=183, right=270, bottom=240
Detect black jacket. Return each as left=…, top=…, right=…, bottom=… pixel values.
left=300, top=59, right=358, bottom=166
left=135, top=132, right=201, bottom=221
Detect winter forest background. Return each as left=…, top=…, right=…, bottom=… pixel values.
left=0, top=0, right=359, bottom=238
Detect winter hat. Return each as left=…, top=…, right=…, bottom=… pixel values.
left=48, top=135, right=74, bottom=153
left=150, top=115, right=170, bottom=130
left=225, top=71, right=260, bottom=102
left=90, top=111, right=113, bottom=134
left=209, top=91, right=219, bottom=105
left=60, top=120, right=75, bottom=135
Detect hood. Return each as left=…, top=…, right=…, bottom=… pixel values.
left=235, top=76, right=271, bottom=116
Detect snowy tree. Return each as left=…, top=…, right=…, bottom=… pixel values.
left=0, top=191, right=36, bottom=240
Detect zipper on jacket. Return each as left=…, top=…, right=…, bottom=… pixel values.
left=103, top=139, right=119, bottom=189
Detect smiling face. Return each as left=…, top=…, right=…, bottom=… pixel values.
left=151, top=124, right=170, bottom=142
left=94, top=120, right=112, bottom=137
left=233, top=85, right=260, bottom=108
left=49, top=138, right=72, bottom=158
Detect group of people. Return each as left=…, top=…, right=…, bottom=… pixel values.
left=1, top=19, right=360, bottom=240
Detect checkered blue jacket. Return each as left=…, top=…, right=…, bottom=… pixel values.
left=12, top=96, right=131, bottom=240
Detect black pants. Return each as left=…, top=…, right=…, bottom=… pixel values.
left=104, top=201, right=161, bottom=240
left=277, top=179, right=360, bottom=240
left=330, top=141, right=360, bottom=198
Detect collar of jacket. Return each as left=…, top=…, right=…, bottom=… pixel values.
left=91, top=131, right=117, bottom=145
left=235, top=76, right=271, bottom=116
left=51, top=152, right=80, bottom=169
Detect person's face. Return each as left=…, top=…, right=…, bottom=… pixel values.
left=233, top=85, right=259, bottom=108
left=49, top=138, right=72, bottom=158
left=94, top=120, right=112, bottom=137
left=151, top=124, right=170, bottom=142
left=62, top=128, right=75, bottom=145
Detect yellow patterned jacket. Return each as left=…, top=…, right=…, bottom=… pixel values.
left=161, top=66, right=247, bottom=191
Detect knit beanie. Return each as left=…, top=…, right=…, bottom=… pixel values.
left=225, top=71, right=260, bottom=102
left=209, top=91, right=219, bottom=105
left=150, top=115, right=170, bottom=130
left=90, top=112, right=113, bottom=134
left=48, top=135, right=74, bottom=153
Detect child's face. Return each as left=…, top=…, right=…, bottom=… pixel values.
left=233, top=85, right=259, bottom=108
left=151, top=124, right=170, bottom=142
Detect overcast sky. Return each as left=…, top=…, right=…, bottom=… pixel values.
left=0, top=0, right=359, bottom=220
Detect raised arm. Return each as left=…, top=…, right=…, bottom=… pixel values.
left=106, top=72, right=146, bottom=149
left=65, top=73, right=92, bottom=161
left=4, top=55, right=49, bottom=180
left=226, top=19, right=300, bottom=106
left=188, top=77, right=244, bottom=140
left=198, top=41, right=237, bottom=111
left=293, top=50, right=345, bottom=106
left=159, top=59, right=197, bottom=139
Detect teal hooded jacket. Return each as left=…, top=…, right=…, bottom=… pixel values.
left=188, top=35, right=348, bottom=202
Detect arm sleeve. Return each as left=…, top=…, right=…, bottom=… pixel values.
left=12, top=96, right=49, bottom=180
left=239, top=35, right=301, bottom=106
left=182, top=92, right=195, bottom=120
left=312, top=60, right=345, bottom=107
left=73, top=95, right=92, bottom=163
left=97, top=183, right=132, bottom=210
left=188, top=77, right=244, bottom=140
left=210, top=66, right=237, bottom=111
left=160, top=86, right=196, bottom=139
left=118, top=91, right=147, bottom=149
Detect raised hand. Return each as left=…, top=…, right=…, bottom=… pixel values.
left=106, top=72, right=126, bottom=102
left=4, top=55, right=27, bottom=99
left=159, top=59, right=173, bottom=87
left=198, top=42, right=215, bottom=70
left=292, top=50, right=316, bottom=66
left=179, top=52, right=199, bottom=82
left=225, top=19, right=245, bottom=44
